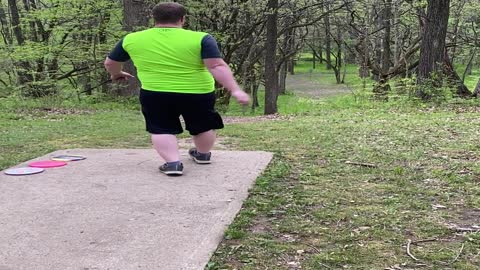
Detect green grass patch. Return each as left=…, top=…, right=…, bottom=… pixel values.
left=209, top=100, right=480, bottom=269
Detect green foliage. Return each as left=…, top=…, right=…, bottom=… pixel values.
left=1, top=0, right=123, bottom=97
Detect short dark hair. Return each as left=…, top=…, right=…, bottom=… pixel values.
left=152, top=2, right=186, bottom=24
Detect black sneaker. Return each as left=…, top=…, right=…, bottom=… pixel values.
left=159, top=162, right=183, bottom=176
left=188, top=148, right=211, bottom=164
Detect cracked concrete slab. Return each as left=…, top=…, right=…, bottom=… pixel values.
left=0, top=149, right=273, bottom=270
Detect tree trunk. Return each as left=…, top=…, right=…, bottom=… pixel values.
left=443, top=50, right=471, bottom=97
left=381, top=0, right=392, bottom=75
left=324, top=2, right=332, bottom=70
left=449, top=0, right=467, bottom=63
left=264, top=0, right=279, bottom=115
left=318, top=31, right=323, bottom=64
left=0, top=2, right=12, bottom=45
left=336, top=21, right=342, bottom=70
left=251, top=81, right=260, bottom=112
left=417, top=0, right=450, bottom=99
left=7, top=0, right=34, bottom=91
left=312, top=49, right=316, bottom=69
left=462, top=48, right=476, bottom=81
left=288, top=59, right=295, bottom=75
left=8, top=0, right=24, bottom=45
left=393, top=0, right=402, bottom=66
left=120, top=0, right=150, bottom=96
left=473, top=78, right=480, bottom=98
left=279, top=62, right=287, bottom=95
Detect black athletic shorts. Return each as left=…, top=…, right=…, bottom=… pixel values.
left=139, top=89, right=224, bottom=136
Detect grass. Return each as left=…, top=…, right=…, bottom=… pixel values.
left=0, top=95, right=147, bottom=170
left=209, top=94, right=480, bottom=269
left=1, top=63, right=480, bottom=269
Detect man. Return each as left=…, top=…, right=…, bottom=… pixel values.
left=104, top=2, right=249, bottom=176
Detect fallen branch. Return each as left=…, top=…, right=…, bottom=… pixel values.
left=411, top=238, right=438, bottom=245
left=345, top=161, right=378, bottom=168
left=406, top=239, right=420, bottom=261
left=447, top=224, right=480, bottom=233
left=454, top=227, right=480, bottom=233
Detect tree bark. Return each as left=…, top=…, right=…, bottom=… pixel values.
left=417, top=0, right=450, bottom=97
left=324, top=2, right=332, bottom=70
left=381, top=0, right=392, bottom=75
left=7, top=0, right=34, bottom=90
left=8, top=0, right=24, bottom=45
left=392, top=0, right=402, bottom=66
left=120, top=0, right=150, bottom=96
left=0, top=1, right=12, bottom=45
left=473, top=78, right=480, bottom=98
left=279, top=62, right=287, bottom=95
left=443, top=50, right=471, bottom=97
left=449, top=0, right=467, bottom=63
left=264, top=0, right=279, bottom=115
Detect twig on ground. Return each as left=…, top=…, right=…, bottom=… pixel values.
left=345, top=161, right=378, bottom=168
left=452, top=227, right=480, bottom=233
left=305, top=244, right=322, bottom=254
left=445, top=243, right=465, bottom=265
left=406, top=239, right=420, bottom=261
left=411, top=238, right=438, bottom=245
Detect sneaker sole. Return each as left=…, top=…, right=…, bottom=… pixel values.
left=191, top=156, right=211, bottom=164
left=161, top=171, right=183, bottom=176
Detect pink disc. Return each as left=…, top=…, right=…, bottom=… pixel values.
left=29, top=160, right=67, bottom=168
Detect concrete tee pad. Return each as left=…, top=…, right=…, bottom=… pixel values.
left=0, top=149, right=273, bottom=270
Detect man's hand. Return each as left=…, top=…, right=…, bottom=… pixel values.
left=231, top=89, right=250, bottom=105
left=110, top=71, right=134, bottom=82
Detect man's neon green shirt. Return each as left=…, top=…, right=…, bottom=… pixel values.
left=121, top=28, right=215, bottom=94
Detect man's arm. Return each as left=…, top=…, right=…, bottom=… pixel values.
left=203, top=58, right=249, bottom=105
left=104, top=58, right=134, bottom=81
left=104, top=39, right=134, bottom=81
left=201, top=35, right=249, bottom=105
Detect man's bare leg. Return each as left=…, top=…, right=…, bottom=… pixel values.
left=151, top=134, right=180, bottom=162
left=192, top=130, right=216, bottom=153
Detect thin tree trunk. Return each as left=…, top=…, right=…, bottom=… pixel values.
left=462, top=48, right=476, bottom=82
left=473, top=78, right=480, bottom=98
left=312, top=48, right=316, bottom=69
left=8, top=0, right=34, bottom=89
left=0, top=1, right=12, bottom=45
left=264, top=0, right=279, bottom=115
left=381, top=0, right=392, bottom=74
left=324, top=2, right=332, bottom=70
left=286, top=28, right=295, bottom=75
left=8, top=0, right=25, bottom=45
left=393, top=0, right=402, bottom=66
left=121, top=0, right=149, bottom=96
left=450, top=0, right=467, bottom=62
left=318, top=27, right=323, bottom=64
left=279, top=62, right=287, bottom=94
left=443, top=50, right=471, bottom=97
left=336, top=21, right=342, bottom=70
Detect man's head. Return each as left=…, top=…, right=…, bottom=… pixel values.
left=152, top=2, right=187, bottom=25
